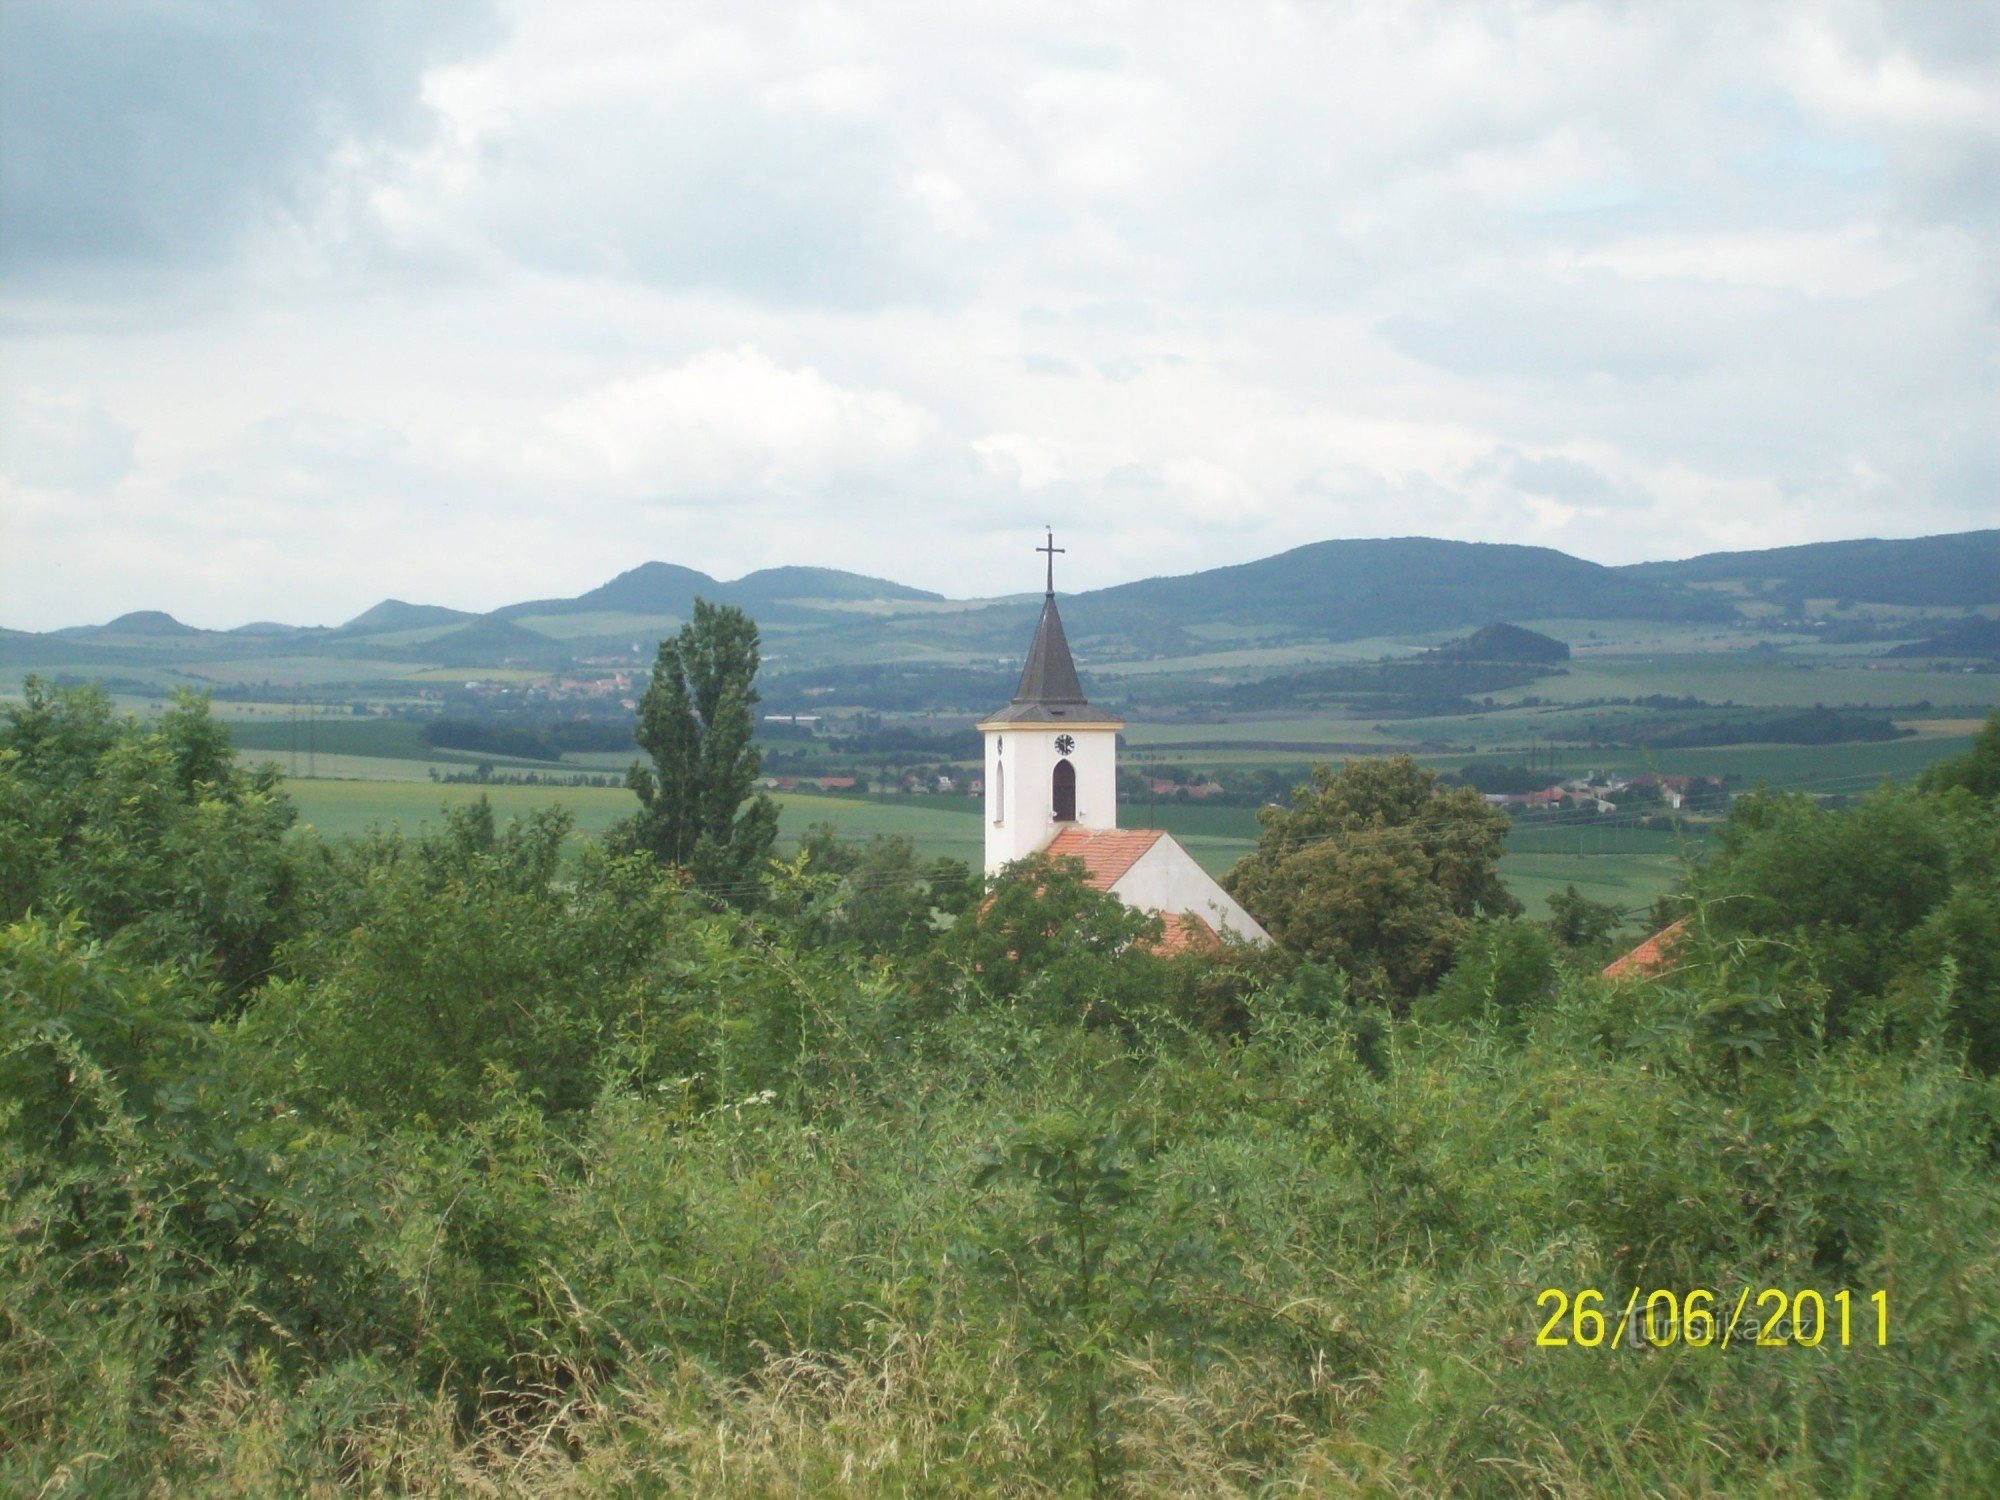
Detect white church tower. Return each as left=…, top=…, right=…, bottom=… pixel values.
left=977, top=533, right=1271, bottom=948
left=978, top=533, right=1123, bottom=873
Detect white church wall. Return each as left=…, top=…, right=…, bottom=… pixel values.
left=983, top=723, right=1120, bottom=873
left=1110, top=837, right=1271, bottom=944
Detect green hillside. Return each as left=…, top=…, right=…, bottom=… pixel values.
left=1885, top=616, right=2000, bottom=659
left=6, top=531, right=1996, bottom=695
left=336, top=599, right=476, bottom=634
left=1423, top=621, right=1571, bottom=663
left=1061, top=537, right=1724, bottom=644
left=1625, top=530, right=2000, bottom=607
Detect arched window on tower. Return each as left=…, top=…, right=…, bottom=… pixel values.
left=993, top=762, right=1005, bottom=824
left=1051, top=758, right=1076, bottom=822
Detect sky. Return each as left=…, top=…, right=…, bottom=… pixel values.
left=2, top=0, right=1995, bottom=631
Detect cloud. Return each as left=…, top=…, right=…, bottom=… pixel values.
left=1, top=1, right=1996, bottom=629
left=0, top=392, right=136, bottom=491
left=540, top=347, right=937, bottom=495
left=0, top=0, right=497, bottom=278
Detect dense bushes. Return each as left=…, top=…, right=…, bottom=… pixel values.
left=4, top=685, right=2000, bottom=1495
left=0, top=681, right=295, bottom=999
left=1685, top=779, right=2000, bottom=1068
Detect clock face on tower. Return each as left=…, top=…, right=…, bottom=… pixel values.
left=1053, top=733, right=1075, bottom=756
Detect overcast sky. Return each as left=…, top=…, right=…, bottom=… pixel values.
left=2, top=1, right=1995, bottom=630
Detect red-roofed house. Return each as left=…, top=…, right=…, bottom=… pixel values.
left=978, top=536, right=1271, bottom=949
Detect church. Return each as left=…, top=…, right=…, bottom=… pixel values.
left=977, top=537, right=1271, bottom=950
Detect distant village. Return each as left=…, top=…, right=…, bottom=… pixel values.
left=1480, top=772, right=1726, bottom=814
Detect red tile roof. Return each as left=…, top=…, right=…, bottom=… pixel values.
left=1044, top=826, right=1165, bottom=891
left=1156, top=911, right=1221, bottom=954
left=1601, top=917, right=1690, bottom=981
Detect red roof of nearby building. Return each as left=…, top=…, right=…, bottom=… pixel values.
left=1157, top=911, right=1222, bottom=954
left=1601, top=918, right=1690, bottom=981
left=1043, top=826, right=1165, bottom=891
left=1039, top=827, right=1227, bottom=957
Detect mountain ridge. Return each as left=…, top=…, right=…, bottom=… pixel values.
left=8, top=533, right=1994, bottom=678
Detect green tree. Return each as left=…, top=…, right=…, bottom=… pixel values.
left=0, top=679, right=295, bottom=1001
left=1683, top=781, right=2000, bottom=1066
left=259, top=802, right=702, bottom=1126
left=1545, top=882, right=1625, bottom=952
left=1223, top=754, right=1519, bottom=1004
left=971, top=1108, right=1178, bottom=1492
left=780, top=824, right=975, bottom=958
left=924, top=853, right=1163, bottom=1023
left=1416, top=919, right=1558, bottom=1027
left=622, top=600, right=780, bottom=902
left=1919, top=710, right=2000, bottom=799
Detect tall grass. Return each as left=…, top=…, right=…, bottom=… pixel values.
left=11, top=971, right=1996, bottom=1496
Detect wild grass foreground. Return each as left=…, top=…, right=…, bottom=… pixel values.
left=4, top=684, right=1999, bottom=1496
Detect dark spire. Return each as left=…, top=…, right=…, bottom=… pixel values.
left=982, top=530, right=1092, bottom=723
left=1012, top=593, right=1087, bottom=707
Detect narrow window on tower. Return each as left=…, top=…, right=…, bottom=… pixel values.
left=1052, top=759, right=1077, bottom=821
left=993, top=762, right=1005, bottom=824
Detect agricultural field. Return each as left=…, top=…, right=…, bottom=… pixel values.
left=277, top=770, right=1671, bottom=919
left=285, top=779, right=642, bottom=841
left=217, top=641, right=1987, bottom=929
left=1520, top=655, right=2000, bottom=710
left=24, top=608, right=1988, bottom=934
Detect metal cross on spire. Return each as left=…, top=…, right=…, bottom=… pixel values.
left=1037, top=527, right=1065, bottom=595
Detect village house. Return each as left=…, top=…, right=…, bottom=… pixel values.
left=1148, top=776, right=1225, bottom=799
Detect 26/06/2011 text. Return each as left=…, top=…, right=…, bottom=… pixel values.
left=1535, top=1288, right=1889, bottom=1349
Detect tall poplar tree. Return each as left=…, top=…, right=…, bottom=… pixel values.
left=623, top=600, right=779, bottom=902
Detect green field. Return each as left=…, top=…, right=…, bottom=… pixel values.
left=106, top=633, right=1992, bottom=928
left=231, top=718, right=439, bottom=760
left=1527, top=655, right=2000, bottom=710
left=284, top=779, right=641, bottom=841
left=276, top=775, right=1681, bottom=914
left=509, top=610, right=683, bottom=640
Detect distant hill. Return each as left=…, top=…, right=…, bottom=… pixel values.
left=1061, top=538, right=1718, bottom=644
left=10, top=530, right=1996, bottom=687
left=1424, top=622, right=1570, bottom=663
left=568, top=562, right=717, bottom=616
left=1624, top=531, right=2000, bottom=609
left=1883, top=616, right=2000, bottom=660
left=496, top=561, right=945, bottom=623
left=425, top=617, right=575, bottom=668
left=101, top=610, right=204, bottom=636
left=726, top=567, right=943, bottom=605
left=337, top=599, right=476, bottom=635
